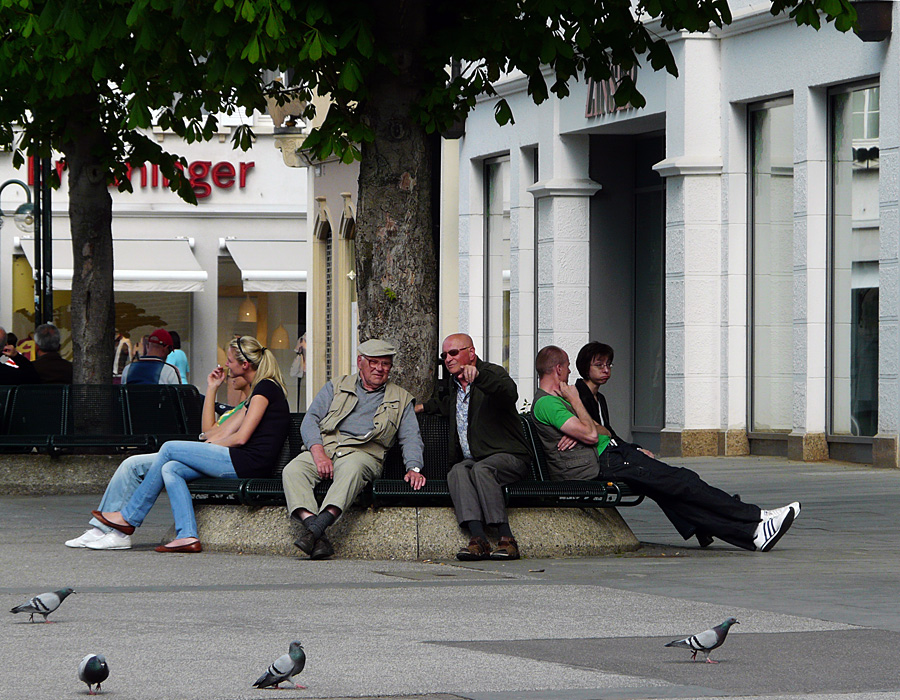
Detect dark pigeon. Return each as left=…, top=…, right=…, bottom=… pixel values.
left=10, top=588, right=75, bottom=623
left=253, top=641, right=306, bottom=689
left=665, top=617, right=739, bottom=663
left=78, top=654, right=109, bottom=695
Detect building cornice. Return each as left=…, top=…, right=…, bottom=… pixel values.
left=653, top=156, right=723, bottom=177
left=527, top=178, right=602, bottom=199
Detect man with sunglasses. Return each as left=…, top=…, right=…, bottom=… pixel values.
left=282, top=339, right=425, bottom=560
left=416, top=333, right=531, bottom=560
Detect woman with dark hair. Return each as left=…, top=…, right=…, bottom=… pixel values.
left=91, top=336, right=290, bottom=553
left=565, top=341, right=800, bottom=552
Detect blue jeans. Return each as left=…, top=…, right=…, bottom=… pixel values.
left=89, top=453, right=156, bottom=533
left=121, top=441, right=236, bottom=539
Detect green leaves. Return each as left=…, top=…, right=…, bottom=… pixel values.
left=494, top=99, right=514, bottom=126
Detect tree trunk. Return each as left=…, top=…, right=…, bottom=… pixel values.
left=355, top=2, right=438, bottom=402
left=62, top=96, right=115, bottom=385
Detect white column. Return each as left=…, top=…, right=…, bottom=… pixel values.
left=528, top=134, right=599, bottom=365
left=654, top=35, right=724, bottom=454
left=876, top=33, right=900, bottom=467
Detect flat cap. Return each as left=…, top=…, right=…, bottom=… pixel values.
left=357, top=338, right=397, bottom=357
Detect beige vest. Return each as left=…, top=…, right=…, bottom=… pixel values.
left=318, top=374, right=413, bottom=463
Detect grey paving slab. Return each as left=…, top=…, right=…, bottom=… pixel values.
left=2, top=455, right=899, bottom=700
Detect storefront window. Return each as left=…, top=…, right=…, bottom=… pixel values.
left=831, top=85, right=880, bottom=436
left=218, top=258, right=305, bottom=412
left=750, top=100, right=794, bottom=432
left=11, top=256, right=192, bottom=380
left=485, top=157, right=511, bottom=369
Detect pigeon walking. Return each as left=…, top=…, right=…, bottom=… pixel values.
left=78, top=654, right=109, bottom=695
left=253, top=641, right=306, bottom=689
left=665, top=617, right=739, bottom=663
left=9, top=588, right=75, bottom=623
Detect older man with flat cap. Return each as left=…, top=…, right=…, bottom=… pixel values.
left=281, top=339, right=426, bottom=560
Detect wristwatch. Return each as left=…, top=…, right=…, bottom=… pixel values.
left=409, top=467, right=421, bottom=473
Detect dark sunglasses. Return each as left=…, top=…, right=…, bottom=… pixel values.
left=440, top=346, right=472, bottom=361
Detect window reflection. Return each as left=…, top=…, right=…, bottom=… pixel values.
left=832, top=86, right=879, bottom=436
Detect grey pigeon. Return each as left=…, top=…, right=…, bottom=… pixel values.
left=9, top=587, right=75, bottom=623
left=78, top=654, right=109, bottom=695
left=665, top=617, right=739, bottom=663
left=253, top=641, right=306, bottom=689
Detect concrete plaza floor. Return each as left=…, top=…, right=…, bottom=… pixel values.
left=2, top=455, right=899, bottom=700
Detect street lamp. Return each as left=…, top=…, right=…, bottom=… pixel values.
left=0, top=179, right=35, bottom=233
left=0, top=165, right=53, bottom=327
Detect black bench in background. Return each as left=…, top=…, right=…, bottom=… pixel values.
left=0, top=384, right=204, bottom=454
left=188, top=412, right=643, bottom=510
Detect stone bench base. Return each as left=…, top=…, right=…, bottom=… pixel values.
left=188, top=504, right=640, bottom=560
left=0, top=455, right=121, bottom=495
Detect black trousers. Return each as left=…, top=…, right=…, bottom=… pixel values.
left=600, top=443, right=761, bottom=550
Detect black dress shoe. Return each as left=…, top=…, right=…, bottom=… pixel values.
left=310, top=535, right=334, bottom=560
left=293, top=521, right=316, bottom=555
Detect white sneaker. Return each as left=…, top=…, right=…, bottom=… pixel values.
left=754, top=507, right=796, bottom=552
left=760, top=501, right=801, bottom=521
left=65, top=528, right=107, bottom=548
left=85, top=530, right=132, bottom=550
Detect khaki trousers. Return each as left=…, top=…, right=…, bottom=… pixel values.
left=282, top=449, right=383, bottom=516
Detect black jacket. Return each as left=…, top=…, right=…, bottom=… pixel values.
left=423, top=357, right=530, bottom=463
left=574, top=378, right=637, bottom=449
left=0, top=353, right=39, bottom=385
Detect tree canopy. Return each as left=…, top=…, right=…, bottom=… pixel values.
left=0, top=0, right=857, bottom=390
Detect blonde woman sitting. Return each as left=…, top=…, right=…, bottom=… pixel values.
left=91, top=336, right=290, bottom=552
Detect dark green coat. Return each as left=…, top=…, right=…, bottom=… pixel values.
left=423, top=357, right=531, bottom=464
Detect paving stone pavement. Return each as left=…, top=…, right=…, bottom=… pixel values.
left=1, top=455, right=899, bottom=700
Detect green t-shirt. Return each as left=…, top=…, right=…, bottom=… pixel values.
left=532, top=394, right=610, bottom=456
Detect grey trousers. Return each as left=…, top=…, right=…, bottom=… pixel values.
left=447, top=453, right=530, bottom=526
left=282, top=449, right=383, bottom=516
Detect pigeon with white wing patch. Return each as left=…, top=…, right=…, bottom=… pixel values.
left=253, top=640, right=306, bottom=689
left=10, top=587, right=75, bottom=623
left=78, top=654, right=109, bottom=695
left=665, top=617, right=739, bottom=663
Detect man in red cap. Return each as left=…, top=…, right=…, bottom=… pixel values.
left=121, top=329, right=182, bottom=385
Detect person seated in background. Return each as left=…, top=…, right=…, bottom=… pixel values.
left=88, top=336, right=289, bottom=553
left=32, top=323, right=73, bottom=384
left=66, top=367, right=254, bottom=550
left=121, top=329, right=181, bottom=385
left=168, top=330, right=190, bottom=385
left=0, top=326, right=38, bottom=384
left=531, top=344, right=801, bottom=553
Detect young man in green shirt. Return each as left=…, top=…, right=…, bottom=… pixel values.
left=531, top=345, right=800, bottom=552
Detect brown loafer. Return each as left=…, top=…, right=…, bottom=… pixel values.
left=456, top=536, right=490, bottom=561
left=490, top=536, right=520, bottom=560
left=155, top=541, right=202, bottom=553
left=91, top=510, right=135, bottom=536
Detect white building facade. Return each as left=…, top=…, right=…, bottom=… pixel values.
left=0, top=123, right=309, bottom=409
left=456, top=4, right=900, bottom=466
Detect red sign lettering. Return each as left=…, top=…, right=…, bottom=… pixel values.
left=27, top=156, right=255, bottom=200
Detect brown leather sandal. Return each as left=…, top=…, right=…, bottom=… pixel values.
left=456, top=536, right=491, bottom=561
left=489, top=536, right=520, bottom=560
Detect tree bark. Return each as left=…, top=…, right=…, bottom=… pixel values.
left=355, top=2, right=438, bottom=402
left=63, top=95, right=115, bottom=385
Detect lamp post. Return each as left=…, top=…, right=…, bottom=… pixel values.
left=0, top=179, right=38, bottom=326
left=0, top=179, right=35, bottom=232
left=31, top=156, right=53, bottom=326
